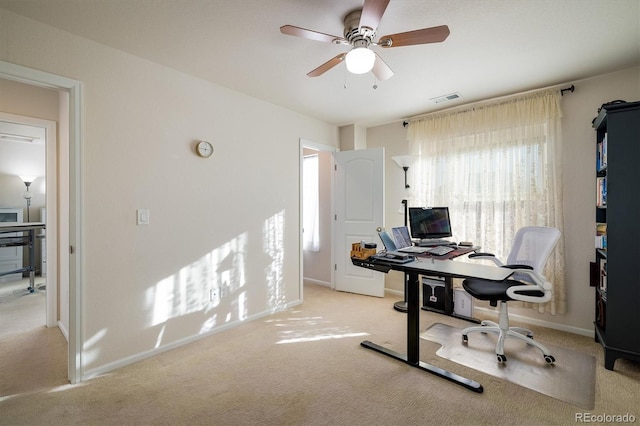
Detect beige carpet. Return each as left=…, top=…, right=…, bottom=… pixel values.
left=421, top=322, right=596, bottom=409
left=1, top=282, right=639, bottom=425
left=0, top=277, right=46, bottom=339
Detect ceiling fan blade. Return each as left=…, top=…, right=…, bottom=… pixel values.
left=379, top=25, right=450, bottom=48
left=280, top=25, right=345, bottom=44
left=359, top=0, right=390, bottom=30
left=307, top=53, right=347, bottom=77
left=372, top=53, right=394, bottom=81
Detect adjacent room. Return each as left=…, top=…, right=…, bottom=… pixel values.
left=0, top=0, right=638, bottom=424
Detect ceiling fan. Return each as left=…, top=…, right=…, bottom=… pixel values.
left=280, top=0, right=450, bottom=81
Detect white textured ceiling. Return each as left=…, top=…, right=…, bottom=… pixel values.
left=1, top=0, right=639, bottom=127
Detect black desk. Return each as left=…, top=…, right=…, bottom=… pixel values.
left=352, top=256, right=513, bottom=393
left=0, top=222, right=46, bottom=292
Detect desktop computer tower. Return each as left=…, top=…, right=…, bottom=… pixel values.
left=422, top=277, right=446, bottom=311
left=453, top=288, right=474, bottom=318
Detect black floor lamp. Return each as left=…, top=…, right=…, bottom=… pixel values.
left=391, top=155, right=417, bottom=313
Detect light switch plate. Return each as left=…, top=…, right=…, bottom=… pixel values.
left=137, top=208, right=150, bottom=225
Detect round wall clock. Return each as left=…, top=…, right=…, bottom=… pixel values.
left=196, top=140, right=214, bottom=158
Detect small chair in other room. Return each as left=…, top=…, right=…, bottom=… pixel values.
left=461, top=226, right=561, bottom=364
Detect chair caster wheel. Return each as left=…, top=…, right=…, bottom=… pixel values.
left=497, top=354, right=507, bottom=363
left=544, top=355, right=555, bottom=364
left=462, top=335, right=468, bottom=344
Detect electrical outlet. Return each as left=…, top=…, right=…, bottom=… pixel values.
left=210, top=288, right=218, bottom=301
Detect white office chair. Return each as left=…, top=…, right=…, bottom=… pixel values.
left=461, top=226, right=561, bottom=364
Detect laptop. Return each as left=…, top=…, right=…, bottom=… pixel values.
left=383, top=227, right=429, bottom=254
left=374, top=231, right=414, bottom=263
left=378, top=229, right=398, bottom=251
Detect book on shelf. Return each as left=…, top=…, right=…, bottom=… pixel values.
left=596, top=222, right=607, bottom=235
left=599, top=257, right=607, bottom=294
left=596, top=176, right=607, bottom=207
left=596, top=222, right=607, bottom=249
left=597, top=133, right=608, bottom=171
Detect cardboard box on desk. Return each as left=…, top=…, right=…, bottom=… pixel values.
left=350, top=243, right=377, bottom=260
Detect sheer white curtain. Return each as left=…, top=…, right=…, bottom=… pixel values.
left=407, top=89, right=565, bottom=314
left=302, top=154, right=320, bottom=252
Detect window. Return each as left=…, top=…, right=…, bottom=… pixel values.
left=302, top=154, right=320, bottom=252
left=407, top=89, right=565, bottom=314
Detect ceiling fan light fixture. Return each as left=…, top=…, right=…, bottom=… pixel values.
left=345, top=47, right=375, bottom=74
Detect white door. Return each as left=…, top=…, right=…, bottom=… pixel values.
left=334, top=148, right=385, bottom=297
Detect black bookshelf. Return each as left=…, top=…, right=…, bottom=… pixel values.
left=590, top=101, right=640, bottom=370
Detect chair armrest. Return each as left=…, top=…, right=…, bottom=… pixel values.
left=502, top=264, right=535, bottom=283
left=500, top=264, right=534, bottom=270
left=468, top=252, right=503, bottom=266
left=468, top=252, right=494, bottom=258
left=506, top=269, right=552, bottom=303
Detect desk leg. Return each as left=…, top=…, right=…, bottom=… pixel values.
left=406, top=272, right=420, bottom=363
left=27, top=229, right=35, bottom=293
left=361, top=271, right=483, bottom=393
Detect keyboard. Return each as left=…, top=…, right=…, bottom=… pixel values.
left=428, top=246, right=456, bottom=256
left=418, top=239, right=453, bottom=247
left=397, top=246, right=430, bottom=254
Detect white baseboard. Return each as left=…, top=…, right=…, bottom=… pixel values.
left=474, top=306, right=594, bottom=337
left=303, top=277, right=331, bottom=287
left=81, top=299, right=303, bottom=381
left=385, top=288, right=403, bottom=297
left=57, top=320, right=69, bottom=342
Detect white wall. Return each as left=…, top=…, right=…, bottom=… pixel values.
left=367, top=66, right=640, bottom=334
left=0, top=9, right=338, bottom=376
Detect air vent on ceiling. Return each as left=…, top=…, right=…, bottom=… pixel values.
left=430, top=92, right=462, bottom=104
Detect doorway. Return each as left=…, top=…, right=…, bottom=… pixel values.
left=0, top=60, right=82, bottom=384
left=299, top=139, right=336, bottom=297
left=0, top=116, right=53, bottom=336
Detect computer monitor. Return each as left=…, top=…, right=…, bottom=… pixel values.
left=408, top=207, right=453, bottom=240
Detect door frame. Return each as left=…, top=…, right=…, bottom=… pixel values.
left=0, top=60, right=83, bottom=384
left=0, top=112, right=57, bottom=327
left=299, top=138, right=337, bottom=300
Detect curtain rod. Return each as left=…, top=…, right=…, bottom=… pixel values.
left=402, top=83, right=575, bottom=127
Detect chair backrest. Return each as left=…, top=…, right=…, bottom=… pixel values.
left=506, top=226, right=561, bottom=273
